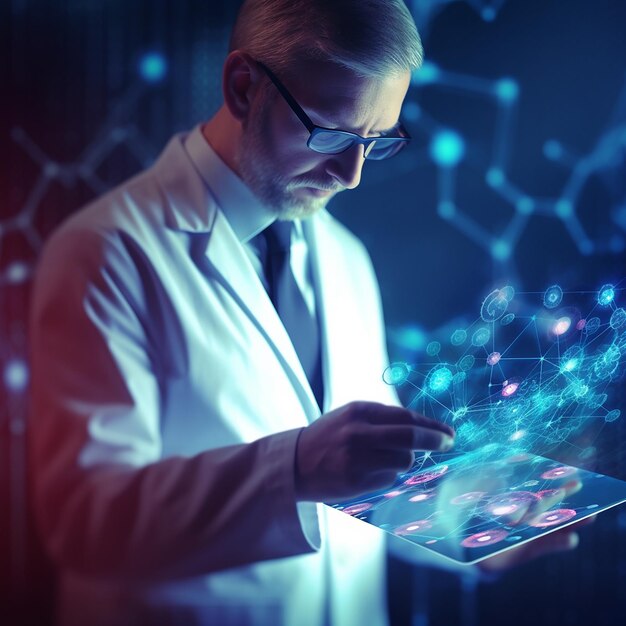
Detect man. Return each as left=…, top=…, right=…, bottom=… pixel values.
left=27, top=1, right=575, bottom=625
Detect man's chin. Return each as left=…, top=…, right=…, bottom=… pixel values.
left=277, top=190, right=335, bottom=220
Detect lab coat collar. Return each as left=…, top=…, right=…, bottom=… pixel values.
left=204, top=210, right=322, bottom=419
left=183, top=125, right=276, bottom=243
left=153, top=128, right=321, bottom=420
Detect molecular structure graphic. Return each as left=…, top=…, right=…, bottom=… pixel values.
left=403, top=63, right=626, bottom=263
left=1, top=53, right=169, bottom=397
left=2, top=52, right=167, bottom=290
left=382, top=280, right=626, bottom=458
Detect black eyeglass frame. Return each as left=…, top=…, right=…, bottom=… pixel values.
left=258, top=62, right=411, bottom=160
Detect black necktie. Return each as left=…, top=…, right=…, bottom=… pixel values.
left=259, top=221, right=324, bottom=409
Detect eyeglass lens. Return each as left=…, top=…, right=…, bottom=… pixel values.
left=308, top=130, right=406, bottom=160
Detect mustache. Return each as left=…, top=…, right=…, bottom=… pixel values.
left=288, top=178, right=343, bottom=193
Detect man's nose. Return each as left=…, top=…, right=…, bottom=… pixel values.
left=325, top=144, right=365, bottom=190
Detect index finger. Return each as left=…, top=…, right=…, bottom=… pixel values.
left=366, top=405, right=455, bottom=438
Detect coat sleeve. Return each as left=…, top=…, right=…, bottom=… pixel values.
left=28, top=224, right=320, bottom=582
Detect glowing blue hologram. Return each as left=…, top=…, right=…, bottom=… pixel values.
left=605, top=409, right=621, bottom=423
left=383, top=362, right=411, bottom=386
left=139, top=52, right=167, bottom=82
left=472, top=327, right=491, bottom=347
left=430, top=130, right=465, bottom=167
left=451, top=329, right=467, bottom=346
left=453, top=406, right=469, bottom=420
left=584, top=317, right=601, bottom=334
left=569, top=380, right=589, bottom=398
left=561, top=346, right=583, bottom=373
left=386, top=281, right=626, bottom=456
left=598, top=284, right=616, bottom=306
left=453, top=371, right=467, bottom=384
left=500, top=286, right=515, bottom=301
left=426, top=341, right=441, bottom=356
left=480, top=288, right=510, bottom=322
left=610, top=308, right=626, bottom=330
left=4, top=359, right=29, bottom=393
left=458, top=355, right=475, bottom=371
left=592, top=345, right=621, bottom=380
left=495, top=78, right=519, bottom=102
left=487, top=352, right=501, bottom=366
left=543, top=284, right=563, bottom=309
left=427, top=366, right=453, bottom=393
left=501, top=313, right=515, bottom=326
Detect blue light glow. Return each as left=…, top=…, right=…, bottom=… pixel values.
left=486, top=167, right=505, bottom=188
left=543, top=284, right=563, bottom=309
left=428, top=366, right=453, bottom=393
left=412, top=60, right=440, bottom=85
left=4, top=359, right=29, bottom=393
left=430, top=130, right=465, bottom=167
left=383, top=281, right=626, bottom=454
left=495, top=78, right=519, bottom=102
left=598, top=284, right=615, bottom=306
left=139, top=52, right=167, bottom=82
left=543, top=139, right=563, bottom=160
left=451, top=329, right=467, bottom=346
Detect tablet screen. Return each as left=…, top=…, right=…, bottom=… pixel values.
left=328, top=445, right=626, bottom=564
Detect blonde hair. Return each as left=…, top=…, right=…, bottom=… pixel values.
left=230, top=0, right=423, bottom=78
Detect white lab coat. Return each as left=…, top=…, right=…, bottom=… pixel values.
left=29, top=130, right=399, bottom=626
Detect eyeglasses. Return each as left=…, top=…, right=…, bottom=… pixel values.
left=258, top=62, right=411, bottom=161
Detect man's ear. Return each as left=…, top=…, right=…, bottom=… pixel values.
left=222, top=51, right=262, bottom=123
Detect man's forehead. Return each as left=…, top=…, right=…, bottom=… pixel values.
left=285, top=59, right=410, bottom=133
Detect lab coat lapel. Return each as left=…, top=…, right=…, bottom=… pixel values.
left=204, top=210, right=320, bottom=419
left=155, top=135, right=320, bottom=420
left=304, top=213, right=351, bottom=414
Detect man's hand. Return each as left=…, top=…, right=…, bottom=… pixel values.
left=295, top=401, right=455, bottom=502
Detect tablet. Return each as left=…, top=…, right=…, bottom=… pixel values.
left=328, top=445, right=626, bottom=565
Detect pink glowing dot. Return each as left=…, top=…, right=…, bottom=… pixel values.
left=384, top=490, right=403, bottom=498
left=425, top=539, right=438, bottom=545
left=541, top=466, right=577, bottom=480
left=491, top=504, right=519, bottom=516
left=409, top=493, right=431, bottom=502
left=529, top=508, right=577, bottom=528
left=502, top=380, right=520, bottom=397
left=537, top=489, right=561, bottom=499
left=553, top=316, right=572, bottom=336
left=395, top=519, right=433, bottom=536
left=404, top=465, right=449, bottom=485
left=487, top=351, right=501, bottom=366
left=576, top=319, right=586, bottom=331
left=342, top=503, right=372, bottom=516
left=461, top=529, right=509, bottom=548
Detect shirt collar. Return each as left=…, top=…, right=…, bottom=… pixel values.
left=183, top=124, right=276, bottom=243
